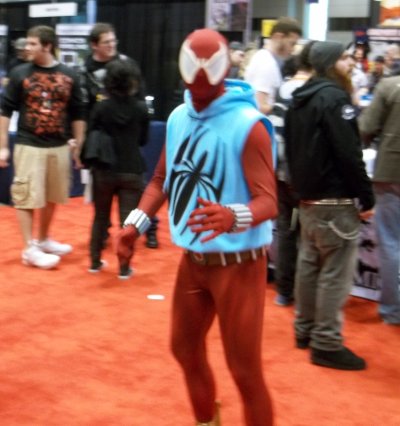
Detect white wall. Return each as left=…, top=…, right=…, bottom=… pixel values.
left=251, top=0, right=371, bottom=42
left=328, top=0, right=369, bottom=18
left=252, top=0, right=289, bottom=18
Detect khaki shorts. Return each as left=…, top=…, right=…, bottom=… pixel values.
left=11, top=144, right=71, bottom=209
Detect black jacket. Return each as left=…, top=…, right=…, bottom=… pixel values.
left=88, top=95, right=149, bottom=174
left=82, top=54, right=144, bottom=110
left=284, top=77, right=374, bottom=211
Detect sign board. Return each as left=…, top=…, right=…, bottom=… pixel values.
left=262, top=19, right=276, bottom=37
left=205, top=0, right=252, bottom=41
left=380, top=0, right=400, bottom=27
left=29, top=2, right=78, bottom=18
left=56, top=23, right=93, bottom=71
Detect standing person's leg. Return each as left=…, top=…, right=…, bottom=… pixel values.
left=38, top=201, right=56, bottom=240
left=170, top=255, right=217, bottom=424
left=11, top=144, right=44, bottom=247
left=294, top=205, right=321, bottom=347
left=275, top=180, right=299, bottom=305
left=310, top=205, right=364, bottom=370
left=374, top=183, right=400, bottom=324
left=117, top=173, right=145, bottom=226
left=11, top=145, right=59, bottom=268
left=116, top=173, right=145, bottom=278
left=212, top=257, right=273, bottom=426
left=37, top=145, right=72, bottom=256
left=89, top=169, right=115, bottom=270
left=15, top=208, right=34, bottom=246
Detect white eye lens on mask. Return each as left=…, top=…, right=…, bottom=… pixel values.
left=179, top=40, right=229, bottom=85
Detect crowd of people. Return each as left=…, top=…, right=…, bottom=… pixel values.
left=0, top=17, right=399, bottom=426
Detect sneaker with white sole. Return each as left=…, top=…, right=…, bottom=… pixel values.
left=37, top=238, right=72, bottom=256
left=88, top=259, right=108, bottom=273
left=118, top=265, right=134, bottom=280
left=22, top=244, right=60, bottom=269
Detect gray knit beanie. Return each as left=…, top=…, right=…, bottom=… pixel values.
left=309, top=41, right=345, bottom=74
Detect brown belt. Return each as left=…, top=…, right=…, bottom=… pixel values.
left=185, top=246, right=267, bottom=267
left=301, top=198, right=354, bottom=206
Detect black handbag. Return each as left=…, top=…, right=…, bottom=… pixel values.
left=80, top=129, right=117, bottom=168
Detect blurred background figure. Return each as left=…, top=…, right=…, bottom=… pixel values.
left=353, top=42, right=370, bottom=73
left=359, top=75, right=400, bottom=326
left=347, top=43, right=369, bottom=106
left=6, top=37, right=28, bottom=73
left=2, top=37, right=28, bottom=87
left=269, top=40, right=315, bottom=307
left=383, top=43, right=400, bottom=76
left=227, top=41, right=245, bottom=79
left=368, top=55, right=385, bottom=93
left=245, top=17, right=302, bottom=114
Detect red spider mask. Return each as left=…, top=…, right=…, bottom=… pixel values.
left=179, top=28, right=230, bottom=111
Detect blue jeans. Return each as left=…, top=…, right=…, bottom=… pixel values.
left=374, top=183, right=400, bottom=323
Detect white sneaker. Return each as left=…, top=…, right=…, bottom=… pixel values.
left=22, top=244, right=60, bottom=269
left=37, top=238, right=72, bottom=256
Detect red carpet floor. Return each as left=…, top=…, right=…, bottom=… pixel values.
left=0, top=197, right=399, bottom=425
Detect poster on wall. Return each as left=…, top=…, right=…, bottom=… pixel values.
left=351, top=217, right=382, bottom=302
left=206, top=0, right=251, bottom=40
left=365, top=27, right=400, bottom=63
left=0, top=25, right=8, bottom=92
left=380, top=0, right=400, bottom=26
left=55, top=23, right=93, bottom=73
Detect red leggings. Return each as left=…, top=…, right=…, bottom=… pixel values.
left=170, top=253, right=273, bottom=425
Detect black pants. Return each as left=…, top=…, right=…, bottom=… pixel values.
left=275, top=180, right=300, bottom=298
left=90, top=169, right=145, bottom=263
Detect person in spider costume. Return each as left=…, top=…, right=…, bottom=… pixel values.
left=116, top=28, right=277, bottom=426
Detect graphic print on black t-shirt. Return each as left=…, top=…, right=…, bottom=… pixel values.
left=23, top=71, right=73, bottom=135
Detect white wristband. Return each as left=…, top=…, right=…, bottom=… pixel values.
left=226, top=203, right=253, bottom=233
left=123, top=209, right=151, bottom=235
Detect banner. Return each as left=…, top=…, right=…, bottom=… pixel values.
left=206, top=0, right=250, bottom=33
left=0, top=25, right=8, bottom=92
left=352, top=217, right=382, bottom=302
left=56, top=23, right=93, bottom=72
left=380, top=0, right=400, bottom=27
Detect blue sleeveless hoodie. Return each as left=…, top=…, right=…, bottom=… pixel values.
left=164, top=79, right=276, bottom=253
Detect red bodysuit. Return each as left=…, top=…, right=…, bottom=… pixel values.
left=117, top=29, right=277, bottom=426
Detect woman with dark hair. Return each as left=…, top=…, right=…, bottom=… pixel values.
left=285, top=41, right=374, bottom=370
left=87, top=59, right=149, bottom=278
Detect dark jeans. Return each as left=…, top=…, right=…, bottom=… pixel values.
left=275, top=180, right=300, bottom=298
left=90, top=169, right=145, bottom=263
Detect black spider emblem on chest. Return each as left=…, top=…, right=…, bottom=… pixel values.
left=168, top=128, right=225, bottom=241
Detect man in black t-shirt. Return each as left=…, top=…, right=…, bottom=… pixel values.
left=0, top=26, right=86, bottom=269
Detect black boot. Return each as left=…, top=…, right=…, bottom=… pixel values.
left=295, top=336, right=310, bottom=349
left=311, top=346, right=366, bottom=370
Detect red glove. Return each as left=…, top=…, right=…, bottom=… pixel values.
left=187, top=197, right=235, bottom=243
left=114, top=226, right=138, bottom=266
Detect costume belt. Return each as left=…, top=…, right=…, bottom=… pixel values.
left=300, top=198, right=354, bottom=206
left=185, top=246, right=267, bottom=267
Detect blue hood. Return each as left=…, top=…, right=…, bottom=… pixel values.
left=183, top=79, right=259, bottom=120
